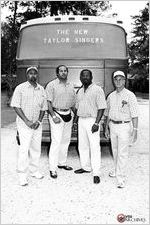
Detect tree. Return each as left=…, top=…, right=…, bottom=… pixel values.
left=18, top=1, right=111, bottom=19
left=128, top=3, right=149, bottom=92
left=1, top=1, right=112, bottom=73
left=1, top=1, right=21, bottom=74
left=1, top=1, right=112, bottom=99
left=1, top=22, right=11, bottom=74
left=128, top=4, right=149, bottom=76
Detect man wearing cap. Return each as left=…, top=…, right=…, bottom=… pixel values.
left=104, top=70, right=138, bottom=188
left=45, top=65, right=76, bottom=179
left=11, top=66, right=47, bottom=186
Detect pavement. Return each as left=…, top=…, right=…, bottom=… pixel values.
left=1, top=93, right=149, bottom=224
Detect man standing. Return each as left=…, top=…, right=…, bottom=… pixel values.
left=45, top=65, right=76, bottom=179
left=74, top=69, right=107, bottom=184
left=104, top=70, right=138, bottom=188
left=11, top=66, right=47, bottom=186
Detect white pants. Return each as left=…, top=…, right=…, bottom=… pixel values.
left=109, top=122, right=131, bottom=183
left=78, top=117, right=101, bottom=176
left=49, top=114, right=73, bottom=171
left=17, top=121, right=42, bottom=176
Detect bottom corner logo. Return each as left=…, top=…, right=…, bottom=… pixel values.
left=117, top=214, right=126, bottom=223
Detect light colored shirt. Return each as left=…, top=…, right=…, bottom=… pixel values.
left=104, top=88, right=138, bottom=121
left=76, top=83, right=107, bottom=118
left=45, top=78, right=76, bottom=109
left=11, top=81, right=48, bottom=124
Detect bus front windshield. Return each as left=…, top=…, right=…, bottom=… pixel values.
left=17, top=23, right=127, bottom=59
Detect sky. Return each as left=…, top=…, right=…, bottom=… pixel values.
left=109, top=1, right=148, bottom=41
left=1, top=0, right=148, bottom=42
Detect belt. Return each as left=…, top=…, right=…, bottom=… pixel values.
left=53, top=107, right=70, bottom=112
left=110, top=119, right=130, bottom=124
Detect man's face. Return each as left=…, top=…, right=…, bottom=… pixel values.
left=113, top=75, right=125, bottom=88
left=57, top=66, right=68, bottom=80
left=80, top=70, right=92, bottom=86
left=27, top=69, right=38, bottom=83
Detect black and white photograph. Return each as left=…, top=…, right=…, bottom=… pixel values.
left=1, top=1, right=149, bottom=224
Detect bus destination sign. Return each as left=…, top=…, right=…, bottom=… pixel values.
left=43, top=29, right=104, bottom=45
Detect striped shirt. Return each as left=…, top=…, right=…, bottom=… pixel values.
left=76, top=83, right=107, bottom=118
left=11, top=81, right=48, bottom=124
left=104, top=88, right=139, bottom=121
left=45, top=78, right=76, bottom=109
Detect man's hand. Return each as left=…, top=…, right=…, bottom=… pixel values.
left=25, top=120, right=35, bottom=129
left=31, top=121, right=40, bottom=130
left=104, top=127, right=110, bottom=139
left=91, top=124, right=99, bottom=133
left=130, top=129, right=138, bottom=144
left=73, top=115, right=78, bottom=131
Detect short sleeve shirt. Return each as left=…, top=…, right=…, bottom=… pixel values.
left=76, top=83, right=107, bottom=118
left=11, top=81, right=48, bottom=123
left=104, top=88, right=139, bottom=121
left=45, top=78, right=76, bottom=109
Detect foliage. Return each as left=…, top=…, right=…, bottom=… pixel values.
left=127, top=3, right=149, bottom=93
left=128, top=3, right=149, bottom=78
left=1, top=1, right=111, bottom=75
left=1, top=1, right=20, bottom=74
left=18, top=1, right=111, bottom=18
left=1, top=21, right=19, bottom=74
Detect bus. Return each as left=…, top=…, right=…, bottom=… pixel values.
left=16, top=15, right=128, bottom=143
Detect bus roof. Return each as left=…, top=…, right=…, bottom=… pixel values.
left=20, top=15, right=124, bottom=30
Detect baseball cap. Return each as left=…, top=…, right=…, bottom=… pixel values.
left=26, top=66, right=38, bottom=74
left=113, top=71, right=125, bottom=78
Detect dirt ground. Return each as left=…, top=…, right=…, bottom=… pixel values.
left=1, top=92, right=149, bottom=224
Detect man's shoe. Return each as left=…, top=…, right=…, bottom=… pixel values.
left=58, top=165, right=73, bottom=171
left=50, top=171, right=57, bottom=179
left=117, top=181, right=125, bottom=188
left=31, top=171, right=44, bottom=179
left=74, top=168, right=91, bottom=174
left=109, top=171, right=116, bottom=178
left=93, top=176, right=100, bottom=184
